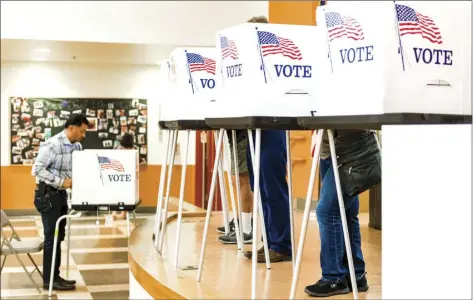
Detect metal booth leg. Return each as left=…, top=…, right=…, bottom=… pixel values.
left=327, top=129, right=358, bottom=299
left=197, top=128, right=225, bottom=282
left=223, top=130, right=242, bottom=250
left=49, top=211, right=82, bottom=297
left=231, top=130, right=244, bottom=252
left=158, top=129, right=179, bottom=254
left=65, top=209, right=75, bottom=280
left=174, top=129, right=190, bottom=268
left=250, top=128, right=262, bottom=299
left=154, top=129, right=172, bottom=249
left=247, top=130, right=271, bottom=270
left=214, top=131, right=230, bottom=235
left=126, top=212, right=131, bottom=237
left=289, top=129, right=324, bottom=299
left=285, top=130, right=295, bottom=272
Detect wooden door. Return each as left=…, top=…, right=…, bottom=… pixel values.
left=195, top=130, right=222, bottom=211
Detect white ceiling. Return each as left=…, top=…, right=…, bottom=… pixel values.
left=0, top=39, right=184, bottom=65
left=1, top=1, right=268, bottom=46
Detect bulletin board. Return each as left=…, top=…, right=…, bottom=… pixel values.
left=9, top=97, right=148, bottom=165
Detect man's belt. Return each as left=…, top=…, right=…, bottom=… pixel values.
left=36, top=183, right=66, bottom=194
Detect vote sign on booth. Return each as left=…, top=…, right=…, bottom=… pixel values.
left=71, top=150, right=139, bottom=209
left=316, top=1, right=471, bottom=116
left=213, top=23, right=329, bottom=118
left=167, top=47, right=218, bottom=120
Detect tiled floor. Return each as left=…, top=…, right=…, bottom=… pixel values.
left=1, top=213, right=153, bottom=300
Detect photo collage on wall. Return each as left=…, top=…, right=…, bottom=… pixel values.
left=10, top=97, right=148, bottom=165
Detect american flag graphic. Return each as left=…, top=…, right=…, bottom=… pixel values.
left=395, top=4, right=442, bottom=44
left=220, top=36, right=238, bottom=60
left=257, top=31, right=302, bottom=60
left=98, top=156, right=125, bottom=172
left=186, top=53, right=216, bottom=75
left=325, top=12, right=364, bottom=41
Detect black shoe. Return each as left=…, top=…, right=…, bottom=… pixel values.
left=43, top=281, right=76, bottom=291
left=304, top=278, right=350, bottom=297
left=58, top=276, right=76, bottom=285
left=216, top=219, right=236, bottom=234
left=218, top=231, right=252, bottom=244
left=347, top=272, right=369, bottom=292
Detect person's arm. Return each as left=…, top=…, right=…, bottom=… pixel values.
left=31, top=143, right=64, bottom=189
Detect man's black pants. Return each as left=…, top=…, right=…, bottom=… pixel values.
left=34, top=185, right=68, bottom=284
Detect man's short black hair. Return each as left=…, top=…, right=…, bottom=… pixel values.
left=120, top=133, right=135, bottom=149
left=64, top=114, right=89, bottom=129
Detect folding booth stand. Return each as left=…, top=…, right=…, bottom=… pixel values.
left=199, top=21, right=327, bottom=299
left=153, top=49, right=247, bottom=268
left=290, top=113, right=471, bottom=300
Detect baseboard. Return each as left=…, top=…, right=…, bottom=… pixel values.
left=296, top=197, right=318, bottom=212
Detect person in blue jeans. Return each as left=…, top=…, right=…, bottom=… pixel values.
left=305, top=132, right=369, bottom=297
left=242, top=129, right=292, bottom=262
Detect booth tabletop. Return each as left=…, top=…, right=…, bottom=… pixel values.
left=297, top=113, right=472, bottom=130
left=71, top=199, right=142, bottom=212
left=163, top=120, right=212, bottom=130
left=205, top=117, right=306, bottom=130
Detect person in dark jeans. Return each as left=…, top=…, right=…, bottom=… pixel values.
left=244, top=129, right=292, bottom=262
left=305, top=130, right=369, bottom=297
left=31, top=114, right=89, bottom=291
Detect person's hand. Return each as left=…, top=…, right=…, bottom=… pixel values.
left=63, top=178, right=72, bottom=189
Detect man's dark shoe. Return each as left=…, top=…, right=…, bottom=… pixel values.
left=304, top=277, right=350, bottom=297
left=43, top=281, right=76, bottom=291
left=347, top=272, right=369, bottom=292
left=218, top=231, right=252, bottom=244
left=58, top=276, right=76, bottom=285
left=256, top=249, right=292, bottom=263
left=243, top=246, right=264, bottom=259
left=216, top=219, right=236, bottom=234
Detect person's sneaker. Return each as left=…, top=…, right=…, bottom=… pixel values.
left=347, top=272, right=369, bottom=292
left=304, top=277, right=350, bottom=297
left=216, top=219, right=236, bottom=234
left=218, top=231, right=252, bottom=244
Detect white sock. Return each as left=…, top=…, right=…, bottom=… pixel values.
left=242, top=212, right=252, bottom=234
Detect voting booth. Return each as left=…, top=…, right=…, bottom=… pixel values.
left=315, top=1, right=471, bottom=117
left=206, top=22, right=329, bottom=129
left=71, top=150, right=139, bottom=211
left=162, top=47, right=218, bottom=129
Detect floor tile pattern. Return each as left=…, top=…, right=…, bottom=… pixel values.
left=1, top=213, right=151, bottom=299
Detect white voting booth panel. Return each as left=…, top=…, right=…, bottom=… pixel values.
left=163, top=47, right=218, bottom=121
left=315, top=1, right=471, bottom=117
left=158, top=60, right=174, bottom=123
left=71, top=150, right=139, bottom=210
left=208, top=23, right=329, bottom=118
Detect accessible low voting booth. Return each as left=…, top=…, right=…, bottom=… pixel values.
left=71, top=149, right=140, bottom=211
left=48, top=149, right=140, bottom=296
